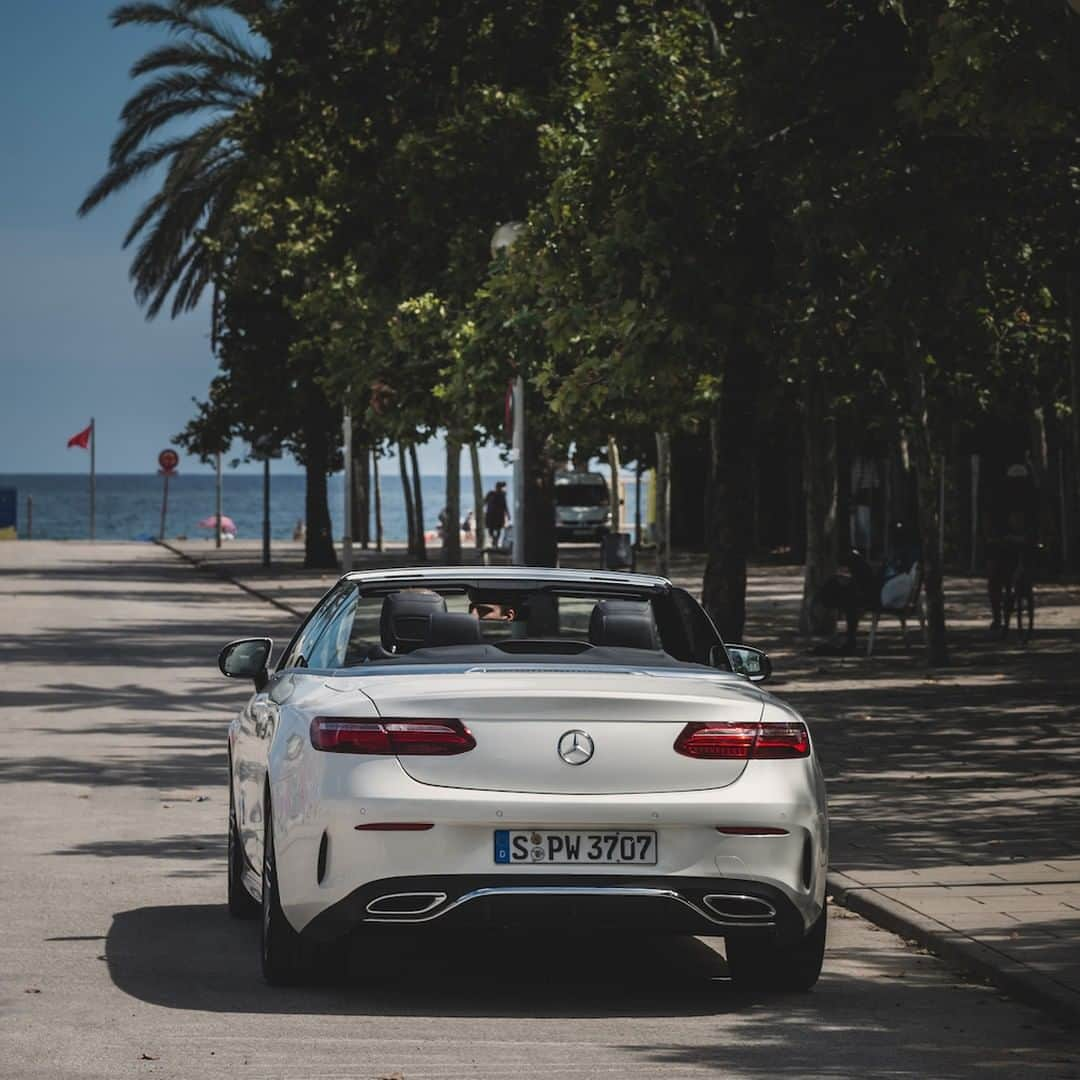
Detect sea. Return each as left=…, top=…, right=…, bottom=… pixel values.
left=0, top=471, right=513, bottom=542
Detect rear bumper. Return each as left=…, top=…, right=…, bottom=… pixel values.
left=301, top=873, right=809, bottom=944
left=268, top=745, right=829, bottom=941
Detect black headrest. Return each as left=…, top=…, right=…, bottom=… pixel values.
left=426, top=611, right=483, bottom=647
left=588, top=599, right=660, bottom=651
left=380, top=590, right=447, bottom=653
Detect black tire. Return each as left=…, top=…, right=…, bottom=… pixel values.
left=227, top=783, right=260, bottom=919
left=260, top=802, right=317, bottom=985
left=726, top=904, right=827, bottom=992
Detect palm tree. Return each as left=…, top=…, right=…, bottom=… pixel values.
left=78, top=1, right=267, bottom=318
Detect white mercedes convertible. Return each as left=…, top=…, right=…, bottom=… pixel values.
left=219, top=566, right=828, bottom=988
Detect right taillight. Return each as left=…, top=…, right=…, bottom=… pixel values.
left=310, top=717, right=475, bottom=755
left=674, top=721, right=809, bottom=759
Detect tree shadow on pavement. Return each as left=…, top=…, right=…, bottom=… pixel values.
left=731, top=569, right=1080, bottom=879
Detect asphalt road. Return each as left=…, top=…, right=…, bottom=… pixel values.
left=1, top=542, right=1078, bottom=1080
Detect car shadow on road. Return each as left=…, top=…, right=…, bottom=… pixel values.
left=105, top=904, right=1080, bottom=1075
left=107, top=902, right=740, bottom=1019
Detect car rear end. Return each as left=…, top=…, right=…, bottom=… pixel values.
left=267, top=669, right=828, bottom=949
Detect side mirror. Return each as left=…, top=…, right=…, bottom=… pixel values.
left=725, top=643, right=772, bottom=683
left=219, top=638, right=273, bottom=690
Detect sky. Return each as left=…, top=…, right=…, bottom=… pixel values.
left=0, top=2, right=506, bottom=477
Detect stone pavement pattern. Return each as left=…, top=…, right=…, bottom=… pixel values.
left=172, top=538, right=1080, bottom=1023
left=1, top=541, right=1078, bottom=1079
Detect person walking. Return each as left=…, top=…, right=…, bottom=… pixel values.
left=483, top=481, right=510, bottom=547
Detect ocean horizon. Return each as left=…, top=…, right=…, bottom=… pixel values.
left=0, top=470, right=648, bottom=543
left=0, top=471, right=510, bottom=543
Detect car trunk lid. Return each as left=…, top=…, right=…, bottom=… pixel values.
left=339, top=668, right=763, bottom=795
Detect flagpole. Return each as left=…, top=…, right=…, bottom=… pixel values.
left=90, top=417, right=96, bottom=541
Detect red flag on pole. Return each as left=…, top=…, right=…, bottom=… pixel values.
left=67, top=423, right=93, bottom=449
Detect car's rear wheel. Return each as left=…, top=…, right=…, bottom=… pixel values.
left=725, top=904, right=827, bottom=992
left=261, top=802, right=317, bottom=985
left=227, top=781, right=260, bottom=919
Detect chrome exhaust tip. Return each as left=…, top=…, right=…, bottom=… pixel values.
left=365, top=892, right=447, bottom=917
left=702, top=894, right=776, bottom=920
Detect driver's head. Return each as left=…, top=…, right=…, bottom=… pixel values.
left=470, top=600, right=516, bottom=622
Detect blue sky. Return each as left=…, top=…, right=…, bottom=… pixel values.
left=0, top=2, right=506, bottom=476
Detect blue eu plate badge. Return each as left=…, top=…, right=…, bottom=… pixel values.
left=494, top=830, right=511, bottom=864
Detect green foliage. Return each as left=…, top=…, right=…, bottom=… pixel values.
left=97, top=0, right=1077, bottom=573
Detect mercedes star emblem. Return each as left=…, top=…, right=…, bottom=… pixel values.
left=557, top=729, right=594, bottom=766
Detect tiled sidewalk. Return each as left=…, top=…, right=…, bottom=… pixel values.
left=829, top=860, right=1080, bottom=1023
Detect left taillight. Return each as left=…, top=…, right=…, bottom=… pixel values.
left=674, top=721, right=810, bottom=759
left=310, top=717, right=476, bottom=756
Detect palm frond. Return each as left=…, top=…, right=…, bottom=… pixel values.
left=80, top=0, right=266, bottom=318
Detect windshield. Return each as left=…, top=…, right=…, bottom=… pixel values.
left=283, top=580, right=726, bottom=672
left=555, top=483, right=609, bottom=507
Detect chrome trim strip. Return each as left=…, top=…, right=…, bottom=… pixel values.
left=363, top=885, right=776, bottom=927
left=365, top=891, right=448, bottom=916
left=702, top=893, right=777, bottom=920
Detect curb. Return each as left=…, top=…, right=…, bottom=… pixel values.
left=828, top=869, right=1080, bottom=1028
left=155, top=539, right=306, bottom=618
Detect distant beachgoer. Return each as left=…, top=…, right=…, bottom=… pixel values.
left=292, top=519, right=305, bottom=542
left=437, top=507, right=449, bottom=539
left=483, top=481, right=509, bottom=547
left=461, top=511, right=474, bottom=538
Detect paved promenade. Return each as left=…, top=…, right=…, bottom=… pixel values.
left=1, top=540, right=1078, bottom=1078
left=170, top=538, right=1080, bottom=1023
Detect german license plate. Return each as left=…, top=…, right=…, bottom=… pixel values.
left=494, top=829, right=657, bottom=865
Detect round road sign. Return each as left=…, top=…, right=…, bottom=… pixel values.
left=158, top=448, right=180, bottom=473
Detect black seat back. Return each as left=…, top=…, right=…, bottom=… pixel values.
left=426, top=611, right=483, bottom=647
left=588, top=599, right=660, bottom=651
left=380, top=590, right=447, bottom=653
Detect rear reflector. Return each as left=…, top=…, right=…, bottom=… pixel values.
left=311, top=717, right=475, bottom=755
left=715, top=826, right=790, bottom=836
left=675, top=721, right=810, bottom=759
left=354, top=823, right=434, bottom=831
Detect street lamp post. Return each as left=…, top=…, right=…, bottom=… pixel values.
left=491, top=222, right=526, bottom=565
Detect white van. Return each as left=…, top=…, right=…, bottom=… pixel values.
left=555, top=470, right=611, bottom=540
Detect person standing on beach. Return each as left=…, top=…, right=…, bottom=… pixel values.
left=483, top=481, right=509, bottom=547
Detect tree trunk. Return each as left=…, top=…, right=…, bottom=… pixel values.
left=409, top=443, right=426, bottom=561
left=799, top=358, right=838, bottom=636
left=523, top=420, right=558, bottom=566
left=1025, top=359, right=1058, bottom=565
left=399, top=443, right=416, bottom=555
left=444, top=436, right=462, bottom=564
left=353, top=437, right=369, bottom=550
left=303, top=413, right=337, bottom=569
left=1069, top=271, right=1080, bottom=571
left=903, top=327, right=949, bottom=666
left=654, top=431, right=671, bottom=576
left=470, top=442, right=485, bottom=551
left=701, top=346, right=761, bottom=642
left=373, top=449, right=383, bottom=552
left=607, top=435, right=622, bottom=534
